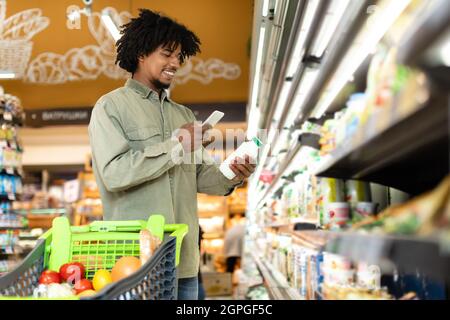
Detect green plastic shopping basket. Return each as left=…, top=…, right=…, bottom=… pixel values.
left=0, top=215, right=188, bottom=300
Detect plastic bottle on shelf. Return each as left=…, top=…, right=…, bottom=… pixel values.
left=320, top=178, right=346, bottom=227
left=345, top=180, right=372, bottom=222
left=219, top=137, right=263, bottom=180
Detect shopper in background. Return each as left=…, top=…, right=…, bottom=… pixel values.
left=88, top=9, right=256, bottom=300
left=224, top=213, right=246, bottom=273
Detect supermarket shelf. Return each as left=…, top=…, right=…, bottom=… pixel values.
left=291, top=229, right=450, bottom=281
left=297, top=0, right=449, bottom=127
left=252, top=0, right=450, bottom=207
left=324, top=231, right=450, bottom=281
left=290, top=230, right=328, bottom=251
left=15, top=208, right=66, bottom=216
left=251, top=1, right=374, bottom=206
left=251, top=251, right=303, bottom=300
left=0, top=116, right=24, bottom=127
left=256, top=143, right=301, bottom=209
left=265, top=217, right=318, bottom=230
left=252, top=253, right=284, bottom=300
left=0, top=226, right=25, bottom=231
left=0, top=167, right=22, bottom=176
left=0, top=193, right=21, bottom=201
left=258, top=0, right=305, bottom=128
left=294, top=0, right=375, bottom=127
left=0, top=213, right=25, bottom=231
left=264, top=0, right=333, bottom=130
left=313, top=96, right=449, bottom=195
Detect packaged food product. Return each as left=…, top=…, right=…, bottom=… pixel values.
left=306, top=251, right=319, bottom=300
left=294, top=172, right=306, bottom=216
left=319, top=178, right=346, bottom=227
left=316, top=252, right=324, bottom=297
left=354, top=202, right=378, bottom=220
left=356, top=262, right=381, bottom=289
left=353, top=176, right=449, bottom=236
left=295, top=172, right=310, bottom=217
left=370, top=183, right=389, bottom=212
left=299, top=249, right=308, bottom=299
left=336, top=93, right=367, bottom=148
left=322, top=253, right=355, bottom=287
left=326, top=202, right=350, bottom=229
left=395, top=69, right=429, bottom=119
left=302, top=121, right=323, bottom=135
left=345, top=180, right=372, bottom=219
left=281, top=184, right=297, bottom=221
left=293, top=246, right=302, bottom=291
left=286, top=247, right=295, bottom=286
left=0, top=175, right=4, bottom=195
left=323, top=253, right=352, bottom=270
left=319, top=119, right=337, bottom=156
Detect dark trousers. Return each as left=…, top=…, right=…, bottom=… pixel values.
left=226, top=256, right=239, bottom=273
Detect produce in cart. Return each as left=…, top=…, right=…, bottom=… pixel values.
left=111, top=256, right=142, bottom=282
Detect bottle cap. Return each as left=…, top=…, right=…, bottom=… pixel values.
left=252, top=137, right=263, bottom=147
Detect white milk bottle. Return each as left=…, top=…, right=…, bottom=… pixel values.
left=219, top=137, right=262, bottom=180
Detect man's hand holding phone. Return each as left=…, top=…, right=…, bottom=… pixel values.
left=175, top=122, right=211, bottom=153
left=175, top=111, right=224, bottom=152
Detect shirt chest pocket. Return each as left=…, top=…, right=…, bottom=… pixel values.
left=126, top=127, right=161, bottom=149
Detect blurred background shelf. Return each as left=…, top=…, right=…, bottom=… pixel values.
left=0, top=226, right=25, bottom=231
left=251, top=251, right=303, bottom=300
left=290, top=229, right=450, bottom=282
left=314, top=96, right=449, bottom=195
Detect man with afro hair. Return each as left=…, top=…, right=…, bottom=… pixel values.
left=88, top=9, right=255, bottom=300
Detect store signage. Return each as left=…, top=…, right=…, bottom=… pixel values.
left=25, top=108, right=92, bottom=127
left=24, top=102, right=246, bottom=127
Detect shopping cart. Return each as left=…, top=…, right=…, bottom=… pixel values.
left=0, top=215, right=188, bottom=300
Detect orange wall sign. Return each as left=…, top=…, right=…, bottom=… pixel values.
left=0, top=0, right=252, bottom=109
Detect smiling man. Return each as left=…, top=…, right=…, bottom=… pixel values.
left=88, top=9, right=255, bottom=300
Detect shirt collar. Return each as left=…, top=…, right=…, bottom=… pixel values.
left=125, top=78, right=172, bottom=103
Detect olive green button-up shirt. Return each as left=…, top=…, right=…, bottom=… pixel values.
left=88, top=78, right=238, bottom=278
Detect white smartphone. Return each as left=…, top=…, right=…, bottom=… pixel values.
left=202, top=110, right=224, bottom=127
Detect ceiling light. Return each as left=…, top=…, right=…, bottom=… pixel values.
left=285, top=68, right=319, bottom=127
left=285, top=0, right=320, bottom=78
left=272, top=80, right=292, bottom=123
left=101, top=11, right=121, bottom=41
left=262, top=0, right=270, bottom=17
left=310, top=0, right=350, bottom=57
left=247, top=25, right=267, bottom=139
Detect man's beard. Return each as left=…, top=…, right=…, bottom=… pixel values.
left=153, top=79, right=170, bottom=90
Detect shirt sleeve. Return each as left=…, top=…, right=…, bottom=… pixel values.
left=180, top=107, right=241, bottom=196
left=196, top=147, right=242, bottom=196
left=88, top=97, right=184, bottom=193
